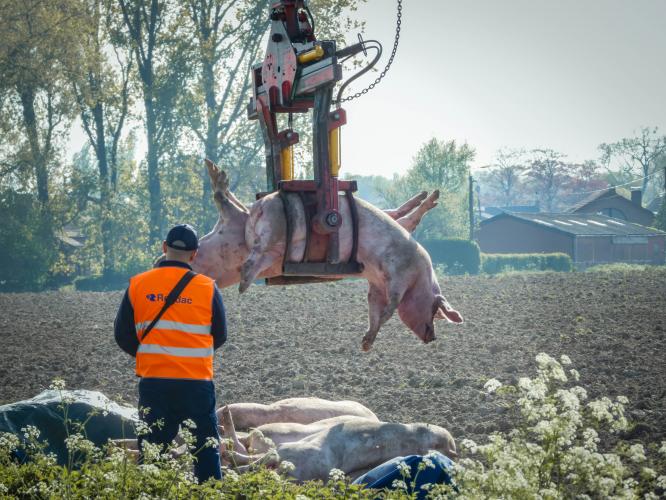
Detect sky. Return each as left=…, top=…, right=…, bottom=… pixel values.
left=340, top=0, right=666, bottom=176
left=65, top=0, right=666, bottom=179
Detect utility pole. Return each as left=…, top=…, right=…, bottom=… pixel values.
left=468, top=174, right=474, bottom=240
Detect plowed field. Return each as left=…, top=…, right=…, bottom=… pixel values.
left=1, top=269, right=664, bottom=447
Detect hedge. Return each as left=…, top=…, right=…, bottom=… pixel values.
left=481, top=252, right=573, bottom=274
left=420, top=238, right=481, bottom=275
left=74, top=272, right=131, bottom=291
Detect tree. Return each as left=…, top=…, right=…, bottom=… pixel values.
left=117, top=0, right=195, bottom=243
left=485, top=149, right=525, bottom=207
left=180, top=0, right=366, bottom=228
left=379, top=138, right=475, bottom=239
left=599, top=127, right=666, bottom=198
left=72, top=0, right=133, bottom=277
left=0, top=0, right=83, bottom=208
left=525, top=149, right=573, bottom=212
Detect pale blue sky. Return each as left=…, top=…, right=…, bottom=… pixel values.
left=341, top=0, right=666, bottom=176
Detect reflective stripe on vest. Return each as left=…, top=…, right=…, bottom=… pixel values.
left=137, top=344, right=214, bottom=357
left=128, top=266, right=216, bottom=380
left=135, top=320, right=212, bottom=335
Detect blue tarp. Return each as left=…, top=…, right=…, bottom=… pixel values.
left=353, top=451, right=454, bottom=498
left=0, top=390, right=138, bottom=464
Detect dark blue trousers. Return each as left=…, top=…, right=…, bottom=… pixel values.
left=137, top=378, right=222, bottom=483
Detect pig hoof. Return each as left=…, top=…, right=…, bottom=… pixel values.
left=361, top=339, right=373, bottom=352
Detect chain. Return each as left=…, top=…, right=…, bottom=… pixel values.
left=339, top=0, right=402, bottom=102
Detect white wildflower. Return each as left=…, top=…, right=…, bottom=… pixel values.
left=0, top=484, right=8, bottom=494
left=616, top=395, right=629, bottom=404
left=391, top=479, right=408, bottom=490
left=582, top=428, right=599, bottom=451
left=295, top=495, right=311, bottom=500
left=64, top=434, right=96, bottom=455
left=659, top=441, right=666, bottom=456
left=656, top=475, right=666, bottom=489
left=569, top=369, right=580, bottom=381
left=49, top=378, right=66, bottom=391
left=483, top=378, right=502, bottom=394
left=570, top=386, right=587, bottom=401
left=134, top=421, right=152, bottom=436
left=0, top=433, right=20, bottom=454
left=396, top=460, right=411, bottom=477
left=623, top=478, right=639, bottom=491
left=204, top=436, right=219, bottom=449
left=182, top=419, right=197, bottom=430
left=644, top=493, right=659, bottom=500
left=640, top=467, right=656, bottom=480
left=628, top=443, right=645, bottom=463
left=328, top=468, right=346, bottom=482
left=223, top=468, right=240, bottom=482
left=138, top=464, right=160, bottom=476
left=421, top=483, right=432, bottom=491
left=278, top=460, right=296, bottom=474
left=422, top=457, right=435, bottom=469
left=21, top=425, right=40, bottom=441
left=461, top=438, right=478, bottom=454
left=597, top=477, right=616, bottom=496
left=560, top=354, right=572, bottom=365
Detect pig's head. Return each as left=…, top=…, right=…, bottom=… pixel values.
left=425, top=424, right=458, bottom=459
left=189, top=160, right=252, bottom=288
left=397, top=272, right=463, bottom=344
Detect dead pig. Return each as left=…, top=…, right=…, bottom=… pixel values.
left=201, top=161, right=463, bottom=351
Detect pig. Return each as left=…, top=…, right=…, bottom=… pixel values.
left=218, top=406, right=457, bottom=482
left=192, top=160, right=437, bottom=288
left=196, top=160, right=463, bottom=351
left=216, top=397, right=379, bottom=430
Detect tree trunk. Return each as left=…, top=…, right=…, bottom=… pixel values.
left=19, top=85, right=49, bottom=206
left=145, top=97, right=162, bottom=244
left=202, top=58, right=219, bottom=229
left=91, top=100, right=115, bottom=278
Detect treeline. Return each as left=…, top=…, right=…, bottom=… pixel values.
left=1, top=2, right=665, bottom=292
left=0, top=0, right=363, bottom=290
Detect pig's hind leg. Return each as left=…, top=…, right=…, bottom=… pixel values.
left=396, top=190, right=439, bottom=234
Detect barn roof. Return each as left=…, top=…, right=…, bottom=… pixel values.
left=567, top=187, right=617, bottom=213
left=481, top=212, right=666, bottom=237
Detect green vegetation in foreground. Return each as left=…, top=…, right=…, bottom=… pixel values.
left=1, top=355, right=665, bottom=498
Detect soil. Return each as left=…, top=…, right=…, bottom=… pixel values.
left=1, top=269, right=664, bottom=448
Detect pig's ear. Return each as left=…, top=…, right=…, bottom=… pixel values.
left=434, top=295, right=463, bottom=323
left=205, top=158, right=229, bottom=192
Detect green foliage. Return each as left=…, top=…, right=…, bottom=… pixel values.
left=481, top=253, right=573, bottom=274
left=0, top=191, right=58, bottom=291
left=379, top=138, right=475, bottom=240
left=421, top=238, right=480, bottom=275
left=585, top=263, right=666, bottom=274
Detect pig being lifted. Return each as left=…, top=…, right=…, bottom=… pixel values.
left=195, top=160, right=463, bottom=351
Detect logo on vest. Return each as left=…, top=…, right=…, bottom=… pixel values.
left=146, top=293, right=193, bottom=304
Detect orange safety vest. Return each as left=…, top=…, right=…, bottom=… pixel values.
left=128, top=266, right=216, bottom=380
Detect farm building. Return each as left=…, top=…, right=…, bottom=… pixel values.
left=568, top=187, right=655, bottom=226
left=477, top=212, right=666, bottom=268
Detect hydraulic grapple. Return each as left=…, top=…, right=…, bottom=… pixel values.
left=247, top=0, right=372, bottom=282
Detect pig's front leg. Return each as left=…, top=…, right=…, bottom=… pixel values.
left=361, top=280, right=405, bottom=351
left=239, top=246, right=280, bottom=293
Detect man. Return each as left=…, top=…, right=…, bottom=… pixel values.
left=114, top=223, right=227, bottom=483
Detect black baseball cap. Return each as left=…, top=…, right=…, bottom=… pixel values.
left=166, top=224, right=199, bottom=251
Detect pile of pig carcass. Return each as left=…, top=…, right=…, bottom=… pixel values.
left=193, top=161, right=463, bottom=351
left=218, top=397, right=457, bottom=482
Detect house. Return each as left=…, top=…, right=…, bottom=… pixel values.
left=477, top=212, right=666, bottom=268
left=568, top=187, right=655, bottom=227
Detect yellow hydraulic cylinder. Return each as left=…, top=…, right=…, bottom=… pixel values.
left=297, top=45, right=325, bottom=64
left=329, top=127, right=341, bottom=177
left=281, top=145, right=294, bottom=181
